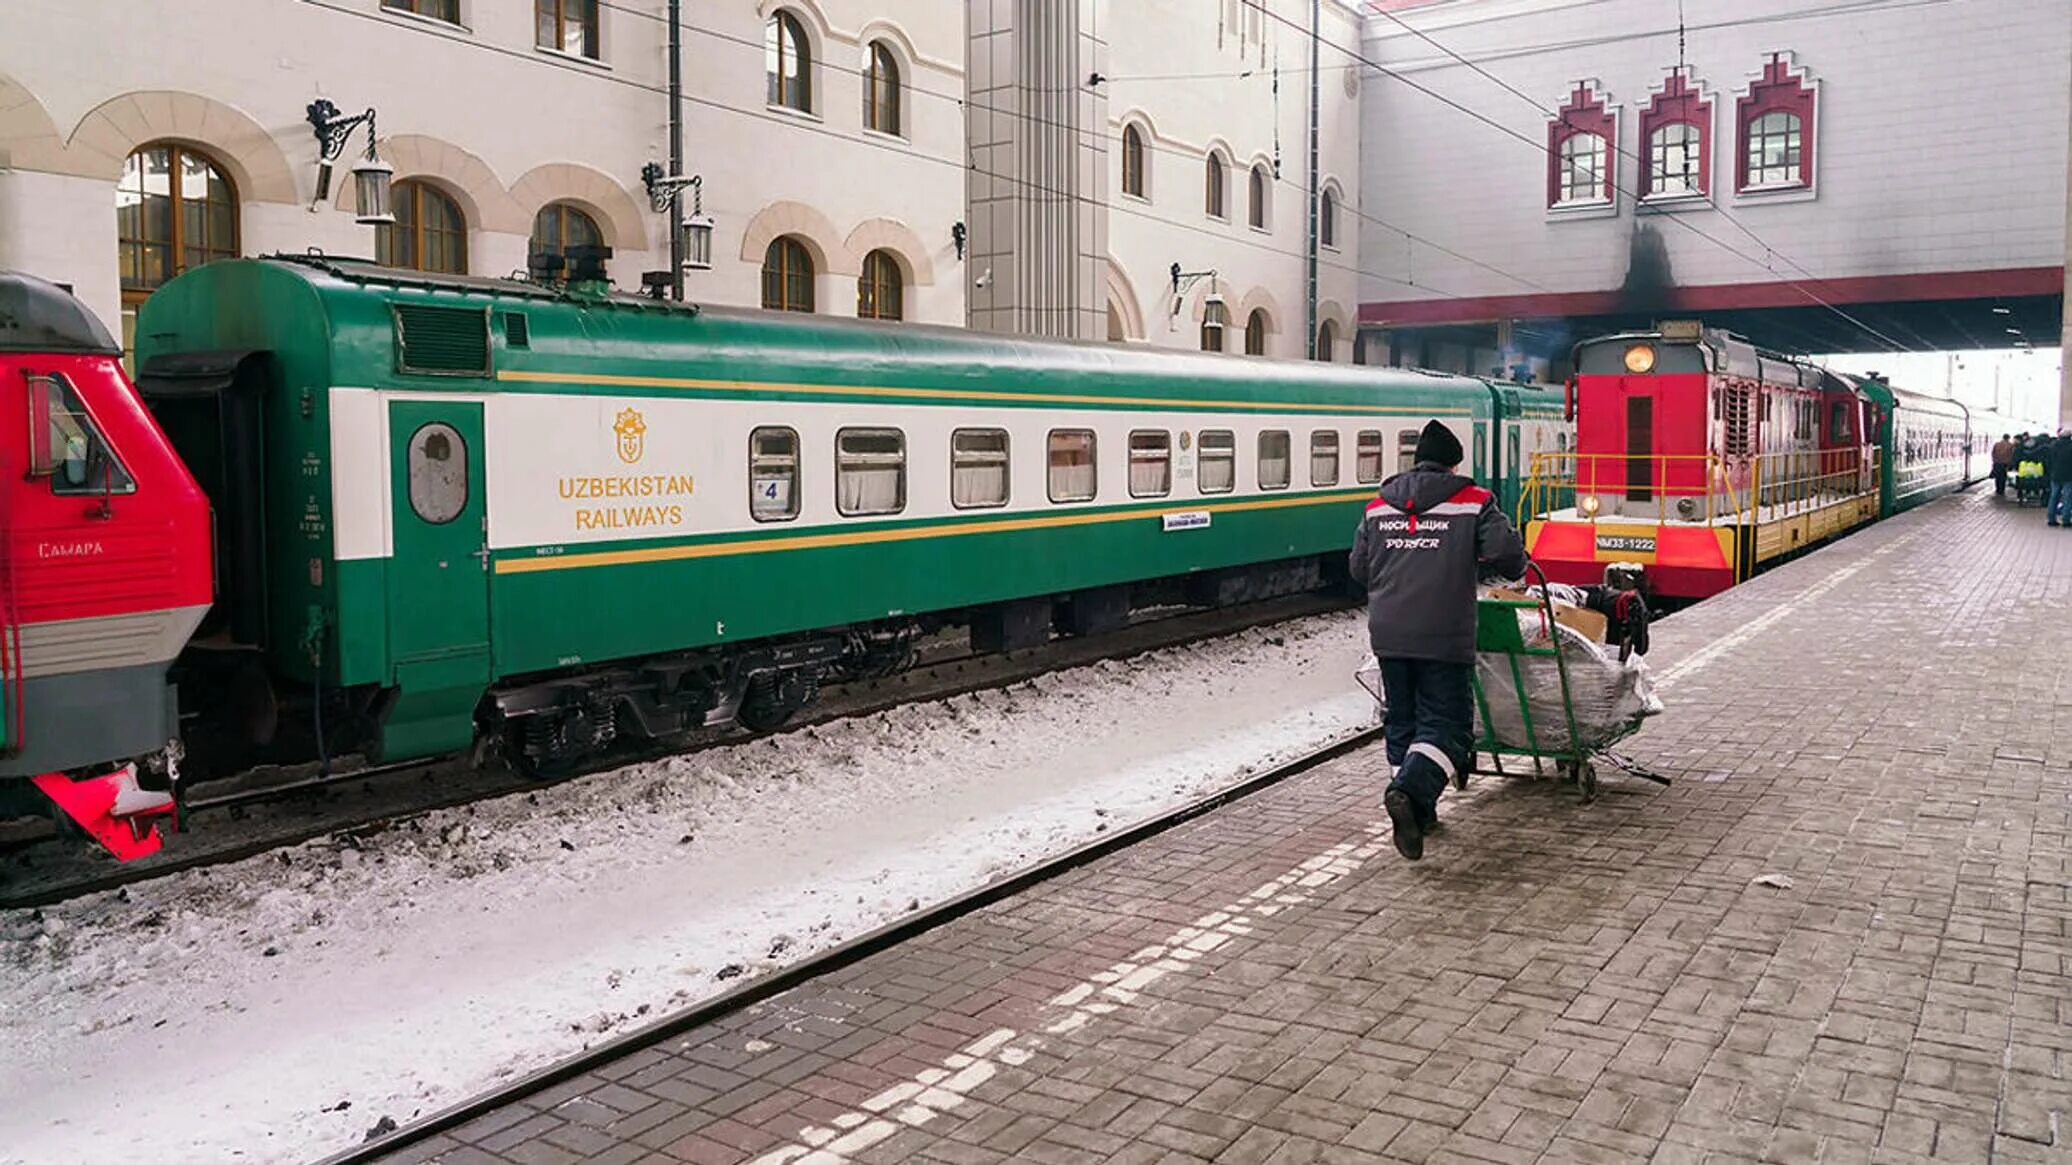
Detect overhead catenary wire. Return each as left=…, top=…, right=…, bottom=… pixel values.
left=600, top=0, right=1552, bottom=296
left=1273, top=1, right=1919, bottom=353
left=1360, top=0, right=1918, bottom=353
left=300, top=0, right=1543, bottom=315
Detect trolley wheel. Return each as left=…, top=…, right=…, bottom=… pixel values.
left=1578, top=761, right=1599, bottom=803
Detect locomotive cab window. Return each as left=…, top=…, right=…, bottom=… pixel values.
left=951, top=428, right=1009, bottom=509
left=1355, top=430, right=1383, bottom=483
left=1048, top=429, right=1097, bottom=503
left=1197, top=429, right=1235, bottom=494
left=1830, top=400, right=1853, bottom=442
left=1257, top=430, right=1291, bottom=490
left=1310, top=430, right=1340, bottom=487
left=836, top=427, right=905, bottom=516
left=27, top=373, right=136, bottom=496
left=406, top=421, right=467, bottom=524
left=750, top=426, right=800, bottom=521
left=1128, top=430, right=1171, bottom=498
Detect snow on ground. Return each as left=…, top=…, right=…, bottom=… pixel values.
left=0, top=613, right=1373, bottom=1165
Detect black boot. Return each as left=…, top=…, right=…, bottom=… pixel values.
left=1384, top=788, right=1424, bottom=861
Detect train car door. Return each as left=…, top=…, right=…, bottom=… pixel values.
left=383, top=399, right=490, bottom=755
left=1472, top=419, right=1489, bottom=483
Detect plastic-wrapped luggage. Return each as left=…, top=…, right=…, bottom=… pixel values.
left=1471, top=614, right=1661, bottom=753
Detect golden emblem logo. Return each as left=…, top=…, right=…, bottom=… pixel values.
left=613, top=406, right=647, bottom=464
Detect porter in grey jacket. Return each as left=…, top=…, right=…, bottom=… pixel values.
left=1349, top=465, right=1528, bottom=664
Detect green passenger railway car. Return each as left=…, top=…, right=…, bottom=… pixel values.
left=136, top=255, right=1565, bottom=778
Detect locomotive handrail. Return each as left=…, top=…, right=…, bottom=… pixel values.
left=1518, top=446, right=1882, bottom=535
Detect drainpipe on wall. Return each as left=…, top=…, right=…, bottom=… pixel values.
left=1304, top=0, right=1320, bottom=359
left=667, top=0, right=685, bottom=302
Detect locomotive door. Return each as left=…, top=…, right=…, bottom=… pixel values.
left=387, top=400, right=490, bottom=689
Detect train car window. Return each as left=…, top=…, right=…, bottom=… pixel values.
left=1048, top=429, right=1097, bottom=502
left=1355, top=430, right=1383, bottom=483
left=750, top=426, right=800, bottom=522
left=836, top=427, right=905, bottom=516
left=1128, top=430, right=1172, bottom=498
left=1257, top=430, right=1291, bottom=490
left=951, top=428, right=1010, bottom=509
left=1198, top=429, right=1236, bottom=494
left=406, top=422, right=467, bottom=524
left=1310, top=431, right=1340, bottom=486
left=28, top=373, right=137, bottom=496
left=1396, top=429, right=1420, bottom=474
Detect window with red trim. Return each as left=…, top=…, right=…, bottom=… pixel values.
left=1547, top=82, right=1615, bottom=209
left=1736, top=53, right=1816, bottom=193
left=1639, top=68, right=1711, bottom=200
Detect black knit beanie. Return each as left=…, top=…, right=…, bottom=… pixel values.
left=1413, top=419, right=1464, bottom=468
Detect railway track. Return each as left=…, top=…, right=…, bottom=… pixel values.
left=0, top=593, right=1352, bottom=909
left=316, top=721, right=1383, bottom=1165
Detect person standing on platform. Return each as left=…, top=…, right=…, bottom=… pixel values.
left=2048, top=430, right=2072, bottom=527
left=1348, top=420, right=1526, bottom=861
left=1992, top=433, right=2016, bottom=498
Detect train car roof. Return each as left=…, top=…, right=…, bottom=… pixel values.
left=139, top=254, right=1509, bottom=413
left=0, top=269, right=120, bottom=356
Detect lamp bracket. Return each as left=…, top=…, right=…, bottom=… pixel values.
left=641, top=163, right=703, bottom=215
left=1169, top=265, right=1219, bottom=318
left=308, top=99, right=379, bottom=163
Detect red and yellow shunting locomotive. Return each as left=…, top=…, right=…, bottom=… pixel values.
left=0, top=272, right=212, bottom=857
left=1521, top=322, right=1991, bottom=601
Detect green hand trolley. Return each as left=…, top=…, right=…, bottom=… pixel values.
left=1464, top=565, right=1669, bottom=802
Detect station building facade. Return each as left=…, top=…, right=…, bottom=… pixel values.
left=1355, top=0, right=2071, bottom=380
left=0, top=0, right=1363, bottom=364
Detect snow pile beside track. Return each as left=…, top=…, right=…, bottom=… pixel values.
left=0, top=613, right=1371, bottom=1165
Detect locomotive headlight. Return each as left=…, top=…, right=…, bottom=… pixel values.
left=1623, top=343, right=1656, bottom=373
left=1677, top=497, right=1697, bottom=519
left=1580, top=494, right=1601, bottom=517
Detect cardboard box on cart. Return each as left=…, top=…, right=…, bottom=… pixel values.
left=1483, top=587, right=1609, bottom=644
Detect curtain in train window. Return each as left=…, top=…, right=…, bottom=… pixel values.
left=1128, top=430, right=1171, bottom=498
left=1257, top=430, right=1291, bottom=490
left=1197, top=429, right=1235, bottom=494
left=1396, top=428, right=1420, bottom=474
left=951, top=428, right=1009, bottom=508
left=1355, top=430, right=1383, bottom=483
left=1310, top=430, right=1340, bottom=486
left=836, top=427, right=904, bottom=515
left=1048, top=429, right=1097, bottom=502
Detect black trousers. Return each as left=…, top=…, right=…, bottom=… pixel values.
left=1379, top=657, right=1475, bottom=821
left=1993, top=465, right=2009, bottom=496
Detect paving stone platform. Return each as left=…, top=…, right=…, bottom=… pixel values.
left=392, top=489, right=2072, bottom=1165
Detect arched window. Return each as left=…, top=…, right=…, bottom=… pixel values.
left=1121, top=125, right=1146, bottom=198
left=1646, top=123, right=1702, bottom=198
left=766, top=11, right=812, bottom=112
left=1200, top=298, right=1227, bottom=352
left=863, top=42, right=901, bottom=134
left=1244, top=309, right=1267, bottom=356
left=1638, top=69, right=1711, bottom=200
left=1320, top=188, right=1337, bottom=248
left=857, top=249, right=903, bottom=320
left=529, top=202, right=602, bottom=261
left=762, top=236, right=814, bottom=312
left=379, top=181, right=468, bottom=274
left=1315, top=320, right=1335, bottom=362
left=1204, top=153, right=1226, bottom=219
left=118, top=143, right=238, bottom=346
left=1555, top=134, right=1608, bottom=206
left=1736, top=54, right=1817, bottom=193
left=1248, top=164, right=1269, bottom=229
left=1547, top=81, right=1615, bottom=209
